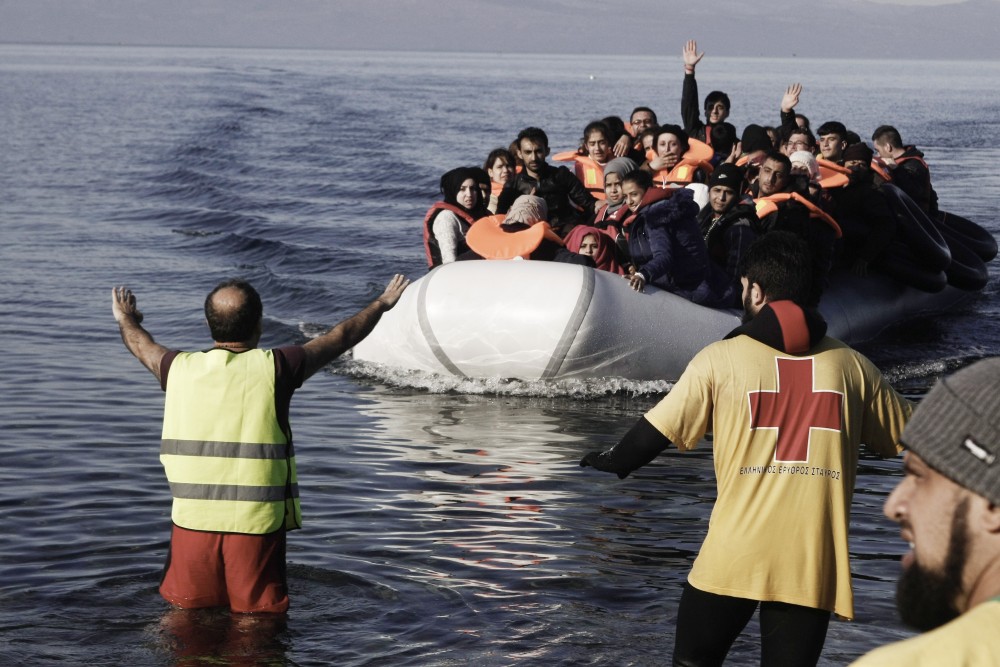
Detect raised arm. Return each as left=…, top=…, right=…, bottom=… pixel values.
left=301, top=274, right=410, bottom=380
left=680, top=39, right=705, bottom=135
left=112, top=286, right=169, bottom=382
left=779, top=83, right=802, bottom=132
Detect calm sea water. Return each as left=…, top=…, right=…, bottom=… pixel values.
left=1, top=44, right=999, bottom=666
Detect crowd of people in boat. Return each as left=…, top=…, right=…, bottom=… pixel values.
left=422, top=40, right=942, bottom=308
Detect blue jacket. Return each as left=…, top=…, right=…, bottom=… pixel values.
left=628, top=187, right=737, bottom=308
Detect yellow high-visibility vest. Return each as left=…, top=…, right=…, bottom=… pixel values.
left=161, top=348, right=301, bottom=534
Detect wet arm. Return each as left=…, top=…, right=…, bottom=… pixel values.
left=302, top=274, right=409, bottom=380
left=111, top=286, right=168, bottom=382
left=580, top=417, right=672, bottom=478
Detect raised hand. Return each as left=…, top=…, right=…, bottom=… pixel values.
left=376, top=274, right=410, bottom=310
left=781, top=83, right=802, bottom=113
left=112, top=285, right=144, bottom=324
left=683, top=39, right=704, bottom=72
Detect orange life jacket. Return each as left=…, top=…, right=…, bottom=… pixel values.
left=465, top=215, right=564, bottom=260
left=816, top=158, right=850, bottom=189
left=754, top=192, right=842, bottom=238
left=423, top=202, right=477, bottom=268
left=647, top=138, right=715, bottom=187
left=870, top=157, right=893, bottom=183
left=552, top=151, right=607, bottom=200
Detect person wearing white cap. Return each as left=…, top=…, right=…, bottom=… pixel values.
left=851, top=357, right=1000, bottom=666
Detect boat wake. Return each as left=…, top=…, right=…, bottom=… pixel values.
left=341, top=359, right=674, bottom=398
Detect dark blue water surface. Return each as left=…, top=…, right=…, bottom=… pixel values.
left=1, top=45, right=998, bottom=665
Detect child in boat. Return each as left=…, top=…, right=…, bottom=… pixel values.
left=558, top=121, right=614, bottom=201
left=592, top=157, right=638, bottom=267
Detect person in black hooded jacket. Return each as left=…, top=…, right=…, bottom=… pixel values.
left=696, top=163, right=761, bottom=286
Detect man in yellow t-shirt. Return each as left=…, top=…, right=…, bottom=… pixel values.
left=581, top=231, right=910, bottom=666
left=851, top=357, right=1000, bottom=666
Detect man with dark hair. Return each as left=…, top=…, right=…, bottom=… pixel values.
left=110, top=274, right=409, bottom=613
left=872, top=124, right=939, bottom=215
left=851, top=357, right=1000, bottom=666
left=581, top=231, right=911, bottom=667
left=753, top=151, right=839, bottom=305
left=498, top=126, right=598, bottom=236
left=782, top=125, right=817, bottom=157
left=817, top=121, right=849, bottom=162
left=629, top=106, right=658, bottom=135
left=613, top=107, right=659, bottom=159
left=681, top=40, right=730, bottom=146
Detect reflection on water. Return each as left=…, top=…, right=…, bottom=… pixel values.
left=155, top=609, right=289, bottom=666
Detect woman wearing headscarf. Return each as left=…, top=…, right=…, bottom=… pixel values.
left=422, top=167, right=482, bottom=268
left=565, top=225, right=625, bottom=275
left=592, top=157, right=638, bottom=271
left=463, top=195, right=593, bottom=266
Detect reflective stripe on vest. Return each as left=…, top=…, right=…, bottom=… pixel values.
left=161, top=349, right=301, bottom=534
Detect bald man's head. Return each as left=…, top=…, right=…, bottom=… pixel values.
left=204, top=279, right=263, bottom=343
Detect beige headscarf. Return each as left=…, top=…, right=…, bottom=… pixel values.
left=503, top=195, right=547, bottom=226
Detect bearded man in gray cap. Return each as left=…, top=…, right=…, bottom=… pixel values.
left=852, top=357, right=1000, bottom=666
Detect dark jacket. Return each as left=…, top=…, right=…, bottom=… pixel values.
left=754, top=188, right=837, bottom=307
left=497, top=164, right=597, bottom=236
left=627, top=187, right=737, bottom=308
left=891, top=146, right=939, bottom=216
left=681, top=72, right=711, bottom=143
left=828, top=170, right=897, bottom=264
left=697, top=200, right=761, bottom=283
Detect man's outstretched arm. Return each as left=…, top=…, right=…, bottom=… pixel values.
left=580, top=416, right=672, bottom=479
left=112, top=286, right=169, bottom=382
left=302, top=274, right=410, bottom=380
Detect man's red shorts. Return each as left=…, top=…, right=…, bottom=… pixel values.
left=159, top=524, right=289, bottom=613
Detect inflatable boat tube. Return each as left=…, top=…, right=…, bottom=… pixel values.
left=937, top=225, right=990, bottom=291
left=877, top=240, right=949, bottom=293
left=937, top=211, right=998, bottom=262
left=881, top=184, right=951, bottom=271
left=352, top=260, right=977, bottom=382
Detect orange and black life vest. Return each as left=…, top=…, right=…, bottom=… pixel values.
left=553, top=152, right=607, bottom=200
left=816, top=158, right=850, bottom=189
left=647, top=138, right=715, bottom=188
left=754, top=192, right=842, bottom=238
left=423, top=202, right=477, bottom=268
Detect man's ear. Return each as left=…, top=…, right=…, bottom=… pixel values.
left=751, top=281, right=767, bottom=309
